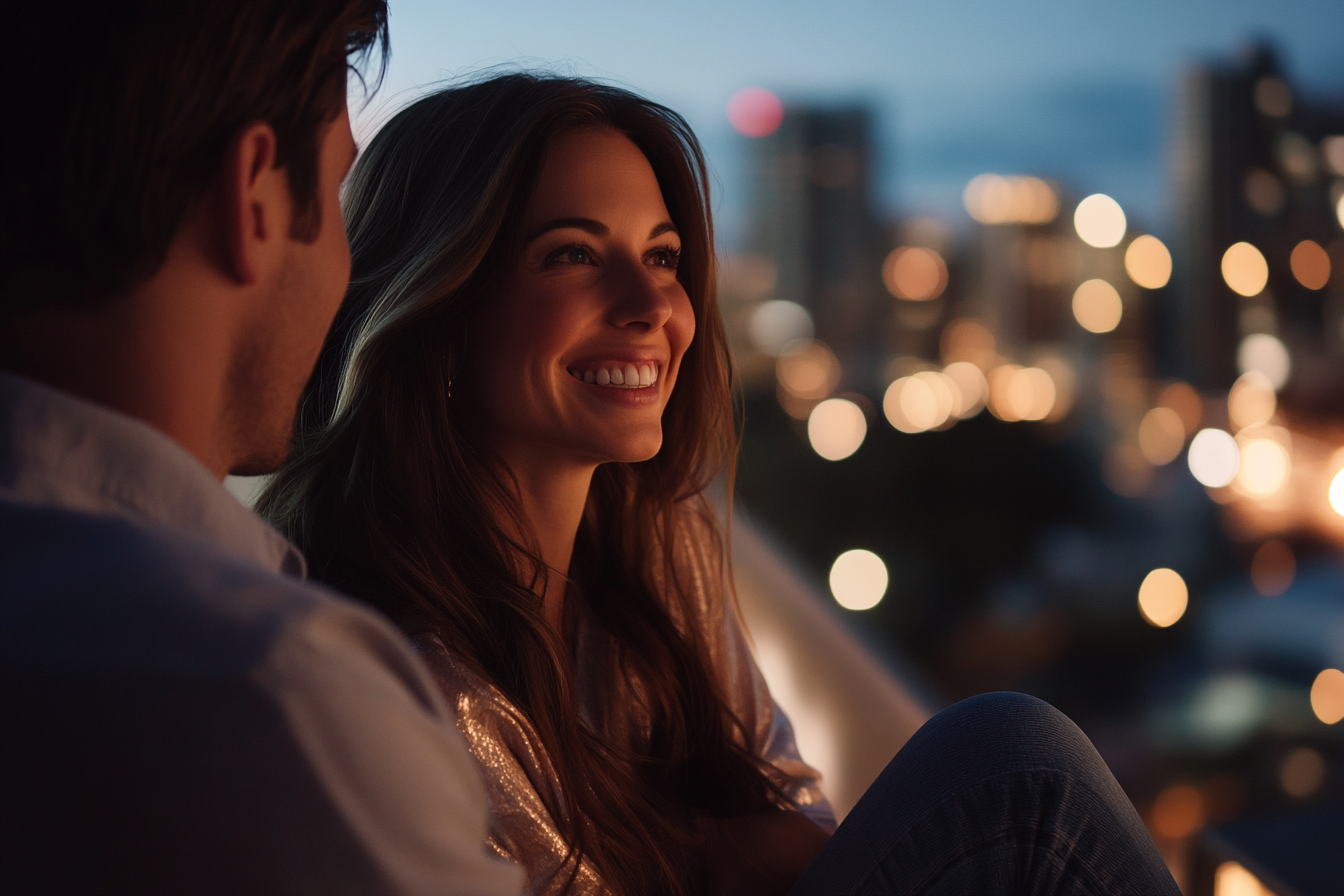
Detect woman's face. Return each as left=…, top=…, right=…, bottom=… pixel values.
left=467, top=127, right=696, bottom=469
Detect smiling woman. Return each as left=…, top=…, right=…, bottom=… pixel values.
left=257, top=75, right=832, bottom=895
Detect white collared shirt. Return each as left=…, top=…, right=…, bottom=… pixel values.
left=0, top=372, right=523, bottom=895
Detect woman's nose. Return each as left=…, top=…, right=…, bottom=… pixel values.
left=605, top=261, right=675, bottom=332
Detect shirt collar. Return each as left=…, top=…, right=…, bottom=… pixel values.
left=0, top=371, right=306, bottom=578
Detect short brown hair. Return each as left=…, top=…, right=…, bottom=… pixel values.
left=2, top=1, right=388, bottom=313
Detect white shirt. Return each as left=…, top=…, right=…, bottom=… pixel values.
left=0, top=372, right=523, bottom=895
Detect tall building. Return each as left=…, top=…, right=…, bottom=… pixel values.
left=1171, top=44, right=1344, bottom=398
left=747, top=105, right=889, bottom=388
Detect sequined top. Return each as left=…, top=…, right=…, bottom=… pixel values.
left=410, top=506, right=835, bottom=895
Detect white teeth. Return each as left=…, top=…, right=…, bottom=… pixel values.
left=570, top=363, right=660, bottom=388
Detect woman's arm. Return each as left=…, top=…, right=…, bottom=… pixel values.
left=701, top=810, right=832, bottom=896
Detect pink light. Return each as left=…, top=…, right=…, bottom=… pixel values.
left=727, top=87, right=784, bottom=138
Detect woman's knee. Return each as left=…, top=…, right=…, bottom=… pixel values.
left=906, top=692, right=1103, bottom=778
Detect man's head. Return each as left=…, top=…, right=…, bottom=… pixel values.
left=3, top=2, right=388, bottom=475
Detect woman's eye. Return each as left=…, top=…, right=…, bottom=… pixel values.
left=648, top=246, right=681, bottom=269
left=547, top=244, right=595, bottom=267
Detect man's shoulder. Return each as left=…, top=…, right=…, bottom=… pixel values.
left=0, top=497, right=356, bottom=675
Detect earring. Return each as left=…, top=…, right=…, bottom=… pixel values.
left=446, top=374, right=454, bottom=399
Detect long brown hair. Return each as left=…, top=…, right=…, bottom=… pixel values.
left=259, top=74, right=788, bottom=893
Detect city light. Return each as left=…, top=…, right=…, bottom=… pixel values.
left=1220, top=242, right=1269, bottom=297
left=1324, top=135, right=1344, bottom=176
left=749, top=300, right=814, bottom=355
left=1071, top=279, right=1123, bottom=333
left=1151, top=783, right=1203, bottom=837
left=1250, top=539, right=1295, bottom=597
left=1227, top=371, right=1276, bottom=430
left=1138, top=567, right=1188, bottom=628
left=1254, top=76, right=1292, bottom=117
left=882, top=247, right=947, bottom=300
left=1280, top=747, right=1325, bottom=798
left=1330, top=467, right=1344, bottom=517
left=1289, top=239, right=1331, bottom=290
left=829, top=549, right=888, bottom=611
left=1214, top=861, right=1275, bottom=896
left=777, top=340, right=840, bottom=400
left=1244, top=169, right=1284, bottom=216
left=1158, top=382, right=1202, bottom=434
left=1237, top=333, right=1291, bottom=390
left=1188, top=429, right=1239, bottom=488
left=940, top=318, right=997, bottom=369
left=962, top=174, right=1058, bottom=225
left=986, top=365, right=1055, bottom=422
left=727, top=87, right=784, bottom=138
left=1311, top=668, right=1344, bottom=724
left=884, top=373, right=954, bottom=433
left=940, top=361, right=988, bottom=418
left=1073, top=194, right=1126, bottom=248
left=807, top=398, right=866, bottom=461
left=1234, top=437, right=1290, bottom=497
left=1137, top=407, right=1185, bottom=465
left=1123, top=235, right=1172, bottom=289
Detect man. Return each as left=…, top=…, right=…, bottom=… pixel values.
left=0, top=4, right=522, bottom=893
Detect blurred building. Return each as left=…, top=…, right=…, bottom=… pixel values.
left=1171, top=44, right=1344, bottom=407
left=747, top=105, right=889, bottom=389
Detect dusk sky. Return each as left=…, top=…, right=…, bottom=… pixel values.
left=356, top=0, right=1344, bottom=245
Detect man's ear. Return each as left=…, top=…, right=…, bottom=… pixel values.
left=218, top=122, right=290, bottom=286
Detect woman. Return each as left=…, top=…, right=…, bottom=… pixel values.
left=260, top=74, right=1179, bottom=895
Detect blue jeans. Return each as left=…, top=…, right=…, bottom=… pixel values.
left=790, top=693, right=1180, bottom=895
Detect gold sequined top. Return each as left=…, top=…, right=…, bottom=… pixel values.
left=410, top=508, right=834, bottom=895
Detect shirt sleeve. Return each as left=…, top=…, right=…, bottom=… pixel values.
left=255, top=598, right=525, bottom=896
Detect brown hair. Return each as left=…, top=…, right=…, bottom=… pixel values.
left=2, top=0, right=389, bottom=313
left=259, top=74, right=789, bottom=894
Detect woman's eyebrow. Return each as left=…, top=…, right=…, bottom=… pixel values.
left=649, top=221, right=679, bottom=239
left=527, top=217, right=608, bottom=242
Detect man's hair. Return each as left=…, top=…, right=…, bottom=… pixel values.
left=2, top=1, right=388, bottom=314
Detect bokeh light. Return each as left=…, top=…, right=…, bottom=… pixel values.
left=777, top=340, right=840, bottom=400
left=1073, top=194, right=1126, bottom=248
left=1331, top=467, right=1344, bottom=517
left=1236, top=333, right=1291, bottom=390
left=1250, top=539, right=1295, bottom=597
left=1324, top=135, right=1344, bottom=176
left=1215, top=861, right=1274, bottom=896
left=1254, top=76, right=1292, bottom=117
left=1071, top=279, right=1123, bottom=333
left=1280, top=747, right=1325, bottom=799
left=882, top=247, right=948, bottom=300
left=962, top=174, right=1058, bottom=224
left=1124, top=235, right=1172, bottom=289
left=1158, top=382, right=1202, bottom=435
left=829, top=549, right=888, bottom=611
left=883, top=373, right=956, bottom=433
left=807, top=398, right=867, bottom=461
left=1227, top=371, right=1276, bottom=431
left=1138, top=407, right=1186, bottom=465
left=1188, top=429, right=1240, bottom=488
left=1234, top=438, right=1290, bottom=497
left=749, top=300, right=814, bottom=355
left=1138, top=568, right=1188, bottom=628
left=941, top=361, right=988, bottom=418
left=940, top=318, right=996, bottom=369
left=727, top=87, right=784, bottom=138
left=1221, top=242, right=1269, bottom=297
left=1289, top=239, right=1331, bottom=290
left=986, top=365, right=1055, bottom=422
left=1151, top=784, right=1203, bottom=838
left=1311, top=668, right=1344, bottom=724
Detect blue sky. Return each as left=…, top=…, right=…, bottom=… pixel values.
left=357, top=0, right=1344, bottom=245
